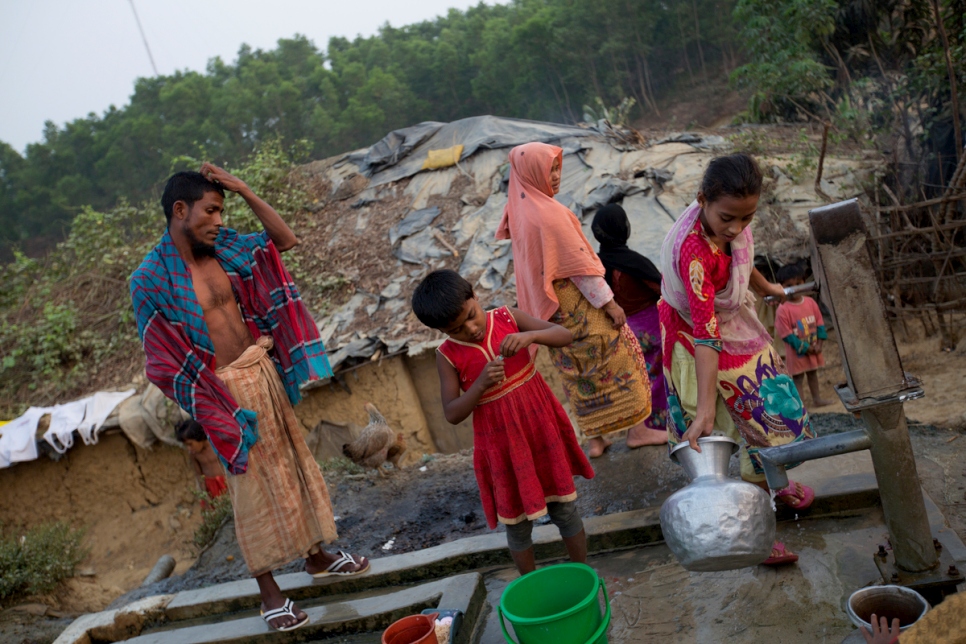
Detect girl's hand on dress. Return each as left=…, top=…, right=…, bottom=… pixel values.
left=477, top=359, right=505, bottom=389
left=500, top=332, right=533, bottom=357
left=603, top=299, right=626, bottom=328
left=682, top=414, right=715, bottom=453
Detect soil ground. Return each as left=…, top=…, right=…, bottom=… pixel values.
left=632, top=75, right=749, bottom=132
left=3, top=324, right=965, bottom=643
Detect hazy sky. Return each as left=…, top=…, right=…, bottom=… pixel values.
left=0, top=0, right=496, bottom=153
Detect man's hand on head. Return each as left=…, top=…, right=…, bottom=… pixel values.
left=200, top=161, right=297, bottom=251
left=200, top=162, right=249, bottom=194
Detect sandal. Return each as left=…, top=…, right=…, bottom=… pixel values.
left=310, top=551, right=371, bottom=578
left=762, top=542, right=799, bottom=566
left=776, top=481, right=815, bottom=511
left=261, top=598, right=309, bottom=632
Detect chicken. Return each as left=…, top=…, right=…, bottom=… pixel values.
left=342, top=403, right=407, bottom=475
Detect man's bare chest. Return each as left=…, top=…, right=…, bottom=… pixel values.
left=191, top=262, right=237, bottom=312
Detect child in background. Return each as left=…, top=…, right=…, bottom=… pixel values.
left=774, top=264, right=834, bottom=408
left=412, top=269, right=595, bottom=576
left=176, top=419, right=227, bottom=507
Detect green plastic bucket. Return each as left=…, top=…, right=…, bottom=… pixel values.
left=498, top=563, right=610, bottom=644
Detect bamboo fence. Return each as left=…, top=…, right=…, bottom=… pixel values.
left=866, top=147, right=966, bottom=345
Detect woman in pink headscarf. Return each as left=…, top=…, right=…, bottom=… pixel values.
left=497, top=142, right=664, bottom=457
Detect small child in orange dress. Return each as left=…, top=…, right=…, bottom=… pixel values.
left=412, top=269, right=595, bottom=576
left=774, top=264, right=834, bottom=408
left=176, top=418, right=227, bottom=508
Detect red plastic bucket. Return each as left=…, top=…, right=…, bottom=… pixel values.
left=382, top=611, right=440, bottom=644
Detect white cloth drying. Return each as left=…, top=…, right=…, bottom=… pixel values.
left=0, top=407, right=51, bottom=468
left=43, top=398, right=91, bottom=454
left=77, top=389, right=135, bottom=445
left=1, top=389, right=137, bottom=467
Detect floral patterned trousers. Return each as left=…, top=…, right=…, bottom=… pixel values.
left=664, top=342, right=814, bottom=482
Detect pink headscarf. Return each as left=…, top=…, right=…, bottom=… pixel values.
left=496, top=142, right=605, bottom=320
left=659, top=200, right=771, bottom=355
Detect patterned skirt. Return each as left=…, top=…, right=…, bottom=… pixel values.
left=549, top=279, right=652, bottom=437
left=626, top=304, right=668, bottom=431
left=664, top=340, right=815, bottom=482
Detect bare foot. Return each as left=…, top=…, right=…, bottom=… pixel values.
left=586, top=436, right=612, bottom=458
left=626, top=424, right=668, bottom=448
left=811, top=398, right=835, bottom=408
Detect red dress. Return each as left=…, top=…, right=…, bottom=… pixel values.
left=438, top=307, right=595, bottom=528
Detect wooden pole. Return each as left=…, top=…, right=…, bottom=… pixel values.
left=932, top=0, right=962, bottom=164
left=814, top=122, right=831, bottom=201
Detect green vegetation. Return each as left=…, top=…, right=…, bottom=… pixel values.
left=732, top=0, right=964, bottom=193
left=1, top=0, right=962, bottom=407
left=319, top=456, right=366, bottom=477
left=0, top=140, right=317, bottom=416
left=0, top=522, right=88, bottom=602
left=193, top=493, right=233, bottom=550
left=1, top=0, right=740, bottom=253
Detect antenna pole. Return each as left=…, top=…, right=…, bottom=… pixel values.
left=127, top=0, right=159, bottom=76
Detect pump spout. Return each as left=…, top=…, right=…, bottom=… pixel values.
left=758, top=429, right=872, bottom=491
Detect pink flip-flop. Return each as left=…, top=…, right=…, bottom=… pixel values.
left=762, top=541, right=799, bottom=566
left=776, top=481, right=815, bottom=510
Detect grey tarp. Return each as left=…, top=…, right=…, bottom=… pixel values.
left=310, top=118, right=867, bottom=373
left=355, top=115, right=594, bottom=186
left=348, top=121, right=445, bottom=177
left=389, top=206, right=441, bottom=245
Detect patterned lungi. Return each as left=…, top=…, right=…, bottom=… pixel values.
left=217, top=336, right=338, bottom=576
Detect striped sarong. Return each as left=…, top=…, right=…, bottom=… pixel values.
left=217, top=337, right=337, bottom=576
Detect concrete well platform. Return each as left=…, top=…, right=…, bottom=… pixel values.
left=53, top=444, right=966, bottom=644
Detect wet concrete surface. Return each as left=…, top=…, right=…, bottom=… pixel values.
left=53, top=413, right=960, bottom=644
left=109, top=433, right=689, bottom=609
left=477, top=508, right=889, bottom=644
left=111, top=413, right=957, bottom=611
left=46, top=414, right=966, bottom=643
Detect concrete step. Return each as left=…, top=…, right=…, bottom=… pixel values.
left=55, top=461, right=881, bottom=644
left=58, top=573, right=484, bottom=644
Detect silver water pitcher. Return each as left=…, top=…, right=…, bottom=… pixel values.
left=660, top=436, right=776, bottom=571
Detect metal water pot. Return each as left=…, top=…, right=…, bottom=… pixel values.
left=660, top=436, right=776, bottom=571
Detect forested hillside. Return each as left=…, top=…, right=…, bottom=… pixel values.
left=0, top=0, right=738, bottom=252
left=1, top=0, right=963, bottom=412
left=733, top=0, right=965, bottom=198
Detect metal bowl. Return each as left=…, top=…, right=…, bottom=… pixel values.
left=846, top=585, right=929, bottom=632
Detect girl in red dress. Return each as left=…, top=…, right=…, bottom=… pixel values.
left=412, top=269, right=595, bottom=575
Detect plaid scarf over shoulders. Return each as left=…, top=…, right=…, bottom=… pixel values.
left=130, top=228, right=331, bottom=474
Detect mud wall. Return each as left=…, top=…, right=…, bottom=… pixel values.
left=405, top=351, right=474, bottom=452
left=296, top=346, right=582, bottom=464
left=0, top=431, right=202, bottom=611
left=294, top=355, right=437, bottom=467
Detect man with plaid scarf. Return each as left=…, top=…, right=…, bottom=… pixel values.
left=131, top=165, right=369, bottom=632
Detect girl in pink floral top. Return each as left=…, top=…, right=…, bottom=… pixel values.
left=658, top=154, right=816, bottom=566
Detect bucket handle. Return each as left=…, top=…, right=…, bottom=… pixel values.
left=498, top=576, right=611, bottom=644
